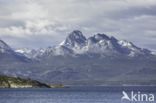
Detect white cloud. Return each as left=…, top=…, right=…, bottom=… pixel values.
left=0, top=0, right=156, bottom=50
left=125, top=0, right=156, bottom=6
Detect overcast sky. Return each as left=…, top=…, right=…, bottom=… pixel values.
left=0, top=0, right=156, bottom=50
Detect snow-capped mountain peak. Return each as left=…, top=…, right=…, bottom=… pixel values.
left=58, top=31, right=152, bottom=57
left=60, top=30, right=86, bottom=48
left=86, top=34, right=110, bottom=45
left=93, top=33, right=110, bottom=41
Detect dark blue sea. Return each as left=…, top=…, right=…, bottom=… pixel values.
left=0, top=86, right=155, bottom=103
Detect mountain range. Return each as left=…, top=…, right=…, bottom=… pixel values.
left=0, top=30, right=156, bottom=85
left=15, top=30, right=152, bottom=58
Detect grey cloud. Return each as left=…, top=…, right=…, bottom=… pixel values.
left=107, top=5, right=156, bottom=20
left=0, top=0, right=156, bottom=50
left=1, top=34, right=64, bottom=49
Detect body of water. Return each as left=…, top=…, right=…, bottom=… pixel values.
left=0, top=86, right=155, bottom=103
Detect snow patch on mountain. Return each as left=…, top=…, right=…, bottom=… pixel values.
left=15, top=48, right=45, bottom=58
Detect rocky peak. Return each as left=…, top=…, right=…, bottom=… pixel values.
left=60, top=30, right=86, bottom=48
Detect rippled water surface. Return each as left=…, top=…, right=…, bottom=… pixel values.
left=0, top=86, right=155, bottom=103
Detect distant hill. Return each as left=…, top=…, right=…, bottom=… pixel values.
left=0, top=75, right=50, bottom=88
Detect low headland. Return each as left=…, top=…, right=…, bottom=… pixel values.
left=0, top=75, right=64, bottom=88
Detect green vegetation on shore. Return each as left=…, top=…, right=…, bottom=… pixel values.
left=0, top=75, right=51, bottom=88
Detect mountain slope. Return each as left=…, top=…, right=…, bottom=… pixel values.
left=0, top=39, right=30, bottom=63
left=0, top=39, right=12, bottom=53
